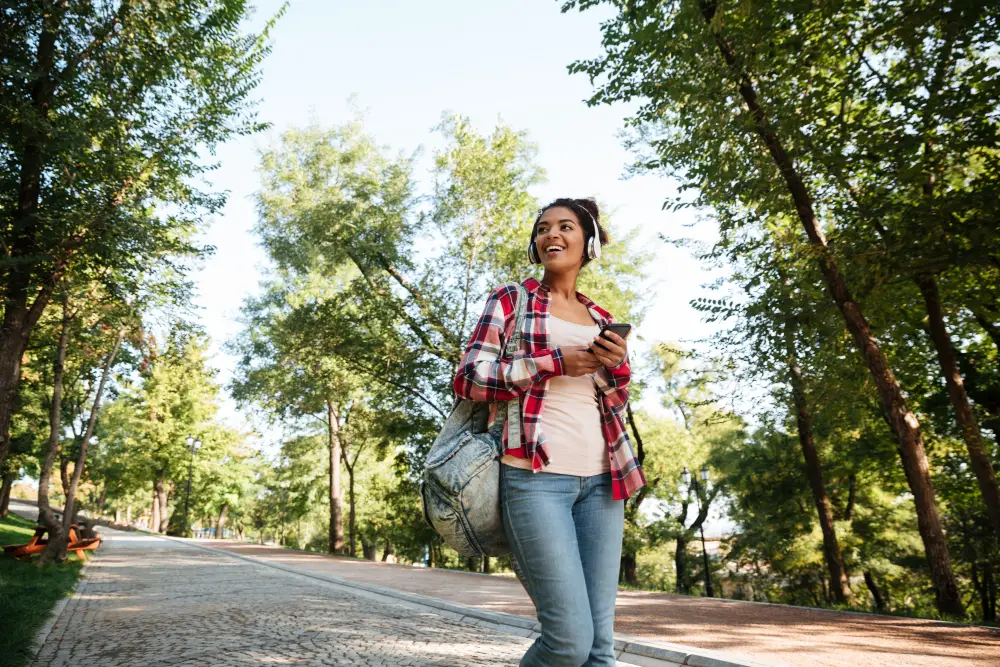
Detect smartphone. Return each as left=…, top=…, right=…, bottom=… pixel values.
left=599, top=323, right=632, bottom=341
left=587, top=323, right=632, bottom=353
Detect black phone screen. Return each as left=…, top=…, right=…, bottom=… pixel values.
left=599, top=323, right=632, bottom=340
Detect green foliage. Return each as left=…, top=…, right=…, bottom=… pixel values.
left=1, top=0, right=276, bottom=293
left=568, top=0, right=1000, bottom=620
left=231, top=115, right=652, bottom=567
left=94, top=325, right=253, bottom=535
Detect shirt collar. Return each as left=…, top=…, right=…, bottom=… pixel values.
left=522, top=277, right=609, bottom=323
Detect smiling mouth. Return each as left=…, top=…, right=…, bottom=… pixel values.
left=545, top=245, right=566, bottom=255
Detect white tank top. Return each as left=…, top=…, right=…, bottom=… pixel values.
left=502, top=315, right=610, bottom=476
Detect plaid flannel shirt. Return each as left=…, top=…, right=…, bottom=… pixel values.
left=453, top=277, right=646, bottom=500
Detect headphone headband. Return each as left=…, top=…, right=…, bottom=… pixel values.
left=575, top=204, right=602, bottom=260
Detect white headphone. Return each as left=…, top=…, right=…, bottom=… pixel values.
left=528, top=205, right=602, bottom=265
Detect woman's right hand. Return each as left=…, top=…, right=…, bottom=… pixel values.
left=560, top=346, right=604, bottom=377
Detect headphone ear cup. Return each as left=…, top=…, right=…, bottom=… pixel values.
left=586, top=236, right=596, bottom=260
left=528, top=241, right=540, bottom=265
left=592, top=235, right=601, bottom=259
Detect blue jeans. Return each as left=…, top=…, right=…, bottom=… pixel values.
left=501, top=465, right=625, bottom=667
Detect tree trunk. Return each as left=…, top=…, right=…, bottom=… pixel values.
left=151, top=482, right=162, bottom=534
left=362, top=539, right=376, bottom=560
left=986, top=561, right=997, bottom=623
left=326, top=400, right=345, bottom=553
left=845, top=474, right=856, bottom=522
left=63, top=328, right=123, bottom=531
left=971, top=561, right=986, bottom=621
left=0, top=313, right=32, bottom=475
left=620, top=551, right=638, bottom=586
left=96, top=485, right=108, bottom=518
left=0, top=472, right=14, bottom=517
left=158, top=484, right=169, bottom=534
left=381, top=538, right=395, bottom=562
left=863, top=570, right=886, bottom=612
left=59, top=456, right=70, bottom=501
left=38, top=297, right=71, bottom=564
left=917, top=274, right=1000, bottom=536
left=348, top=466, right=356, bottom=558
left=785, top=321, right=852, bottom=603
left=0, top=2, right=67, bottom=474
left=623, top=403, right=654, bottom=588
left=675, top=537, right=688, bottom=594
left=216, top=503, right=229, bottom=539
left=697, top=0, right=963, bottom=616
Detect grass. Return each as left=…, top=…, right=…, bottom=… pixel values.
left=0, top=512, right=84, bottom=667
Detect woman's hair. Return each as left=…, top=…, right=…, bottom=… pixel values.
left=532, top=198, right=609, bottom=266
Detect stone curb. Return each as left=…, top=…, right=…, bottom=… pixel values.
left=146, top=530, right=780, bottom=667
left=30, top=552, right=91, bottom=663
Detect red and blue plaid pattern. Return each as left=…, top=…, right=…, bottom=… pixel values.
left=453, top=277, right=646, bottom=500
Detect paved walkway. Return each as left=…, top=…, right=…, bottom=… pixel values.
left=32, top=527, right=538, bottom=667
left=204, top=541, right=1000, bottom=667
left=14, top=499, right=999, bottom=667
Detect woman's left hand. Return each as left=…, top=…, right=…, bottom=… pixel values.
left=589, top=331, right=627, bottom=368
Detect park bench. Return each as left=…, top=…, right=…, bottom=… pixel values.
left=2, top=523, right=101, bottom=561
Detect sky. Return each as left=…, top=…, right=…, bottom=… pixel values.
left=193, top=0, right=730, bottom=526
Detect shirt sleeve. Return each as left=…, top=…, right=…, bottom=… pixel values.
left=592, top=311, right=631, bottom=414
left=453, top=285, right=565, bottom=402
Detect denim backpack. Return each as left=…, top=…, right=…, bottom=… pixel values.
left=420, top=282, right=528, bottom=557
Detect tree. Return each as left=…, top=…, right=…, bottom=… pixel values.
left=34, top=278, right=137, bottom=563
left=780, top=301, right=852, bottom=602
left=632, top=346, right=739, bottom=593
left=231, top=280, right=366, bottom=553
left=238, top=115, right=652, bottom=570
left=95, top=326, right=232, bottom=537
left=0, top=0, right=278, bottom=474
left=562, top=0, right=988, bottom=616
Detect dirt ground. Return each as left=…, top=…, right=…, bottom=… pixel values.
left=204, top=541, right=1000, bottom=667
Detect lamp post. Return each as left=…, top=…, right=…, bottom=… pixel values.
left=182, top=435, right=202, bottom=536
left=682, top=465, right=715, bottom=598
left=279, top=456, right=290, bottom=546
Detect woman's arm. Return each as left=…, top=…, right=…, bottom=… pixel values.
left=453, top=286, right=565, bottom=402
left=590, top=327, right=630, bottom=414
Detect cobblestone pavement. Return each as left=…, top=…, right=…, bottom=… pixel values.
left=206, top=542, right=1000, bottom=667
left=32, top=528, right=542, bottom=667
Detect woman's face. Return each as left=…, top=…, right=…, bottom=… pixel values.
left=534, top=206, right=586, bottom=272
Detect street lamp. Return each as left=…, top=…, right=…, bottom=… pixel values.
left=681, top=465, right=714, bottom=598
left=279, top=456, right=290, bottom=546
left=182, top=435, right=202, bottom=537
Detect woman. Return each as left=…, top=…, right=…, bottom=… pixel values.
left=453, top=198, right=646, bottom=667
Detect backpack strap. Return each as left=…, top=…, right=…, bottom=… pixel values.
left=503, top=283, right=529, bottom=453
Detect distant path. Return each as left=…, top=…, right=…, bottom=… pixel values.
left=206, top=540, right=1000, bottom=667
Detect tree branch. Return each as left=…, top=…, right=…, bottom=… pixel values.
left=379, top=259, right=459, bottom=349
left=56, top=1, right=131, bottom=88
